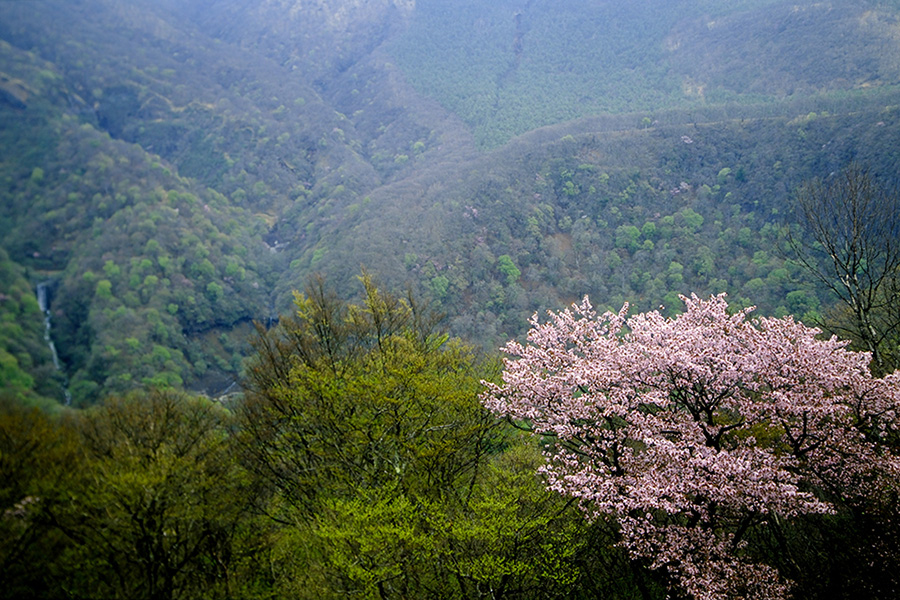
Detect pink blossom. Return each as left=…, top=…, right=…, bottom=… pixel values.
left=483, top=294, right=900, bottom=600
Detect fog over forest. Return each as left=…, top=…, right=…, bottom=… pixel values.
left=3, top=0, right=900, bottom=404
left=2, top=2, right=900, bottom=598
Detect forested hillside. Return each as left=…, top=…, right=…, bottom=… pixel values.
left=4, top=2, right=900, bottom=598
left=2, top=0, right=900, bottom=406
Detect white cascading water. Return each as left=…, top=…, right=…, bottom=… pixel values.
left=36, top=282, right=72, bottom=405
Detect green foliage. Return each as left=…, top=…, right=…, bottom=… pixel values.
left=66, top=390, right=255, bottom=599
left=497, top=254, right=521, bottom=284
left=615, top=224, right=642, bottom=251
left=0, top=249, right=58, bottom=404
left=3, top=0, right=900, bottom=407
left=0, top=400, right=81, bottom=598
left=243, top=274, right=496, bottom=508
left=241, top=274, right=597, bottom=598
left=680, top=207, right=704, bottom=231
left=0, top=391, right=269, bottom=599
left=388, top=0, right=884, bottom=147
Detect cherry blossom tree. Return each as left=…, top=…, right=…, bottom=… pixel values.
left=483, top=294, right=900, bottom=600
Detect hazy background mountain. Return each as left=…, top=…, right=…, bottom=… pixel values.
left=3, top=0, right=900, bottom=406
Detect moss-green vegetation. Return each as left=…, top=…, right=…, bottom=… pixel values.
left=0, top=282, right=660, bottom=599
left=0, top=248, right=58, bottom=407
left=388, top=0, right=898, bottom=148
left=305, top=97, right=900, bottom=349
left=3, top=278, right=898, bottom=599
left=2, top=3, right=900, bottom=595
left=2, top=0, right=900, bottom=406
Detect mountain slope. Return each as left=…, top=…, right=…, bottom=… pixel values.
left=389, top=0, right=900, bottom=146
left=2, top=0, right=900, bottom=404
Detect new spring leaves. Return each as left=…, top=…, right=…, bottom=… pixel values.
left=483, top=294, right=900, bottom=600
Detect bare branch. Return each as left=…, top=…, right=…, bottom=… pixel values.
left=788, top=164, right=900, bottom=375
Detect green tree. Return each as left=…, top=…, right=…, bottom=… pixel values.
left=615, top=224, right=642, bottom=251
left=240, top=274, right=592, bottom=598
left=242, top=273, right=498, bottom=509
left=497, top=254, right=521, bottom=284
left=679, top=207, right=704, bottom=231
left=56, top=390, right=255, bottom=600
left=0, top=400, right=82, bottom=599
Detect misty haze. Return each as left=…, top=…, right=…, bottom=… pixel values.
left=2, top=1, right=900, bottom=598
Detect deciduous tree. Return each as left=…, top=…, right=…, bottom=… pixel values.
left=788, top=164, right=900, bottom=375
left=0, top=400, right=82, bottom=599
left=484, top=294, right=900, bottom=600
left=59, top=390, right=255, bottom=600
left=240, top=274, right=597, bottom=599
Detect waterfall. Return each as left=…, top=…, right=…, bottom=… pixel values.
left=36, top=282, right=72, bottom=405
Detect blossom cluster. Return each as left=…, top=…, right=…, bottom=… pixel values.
left=483, top=294, right=900, bottom=600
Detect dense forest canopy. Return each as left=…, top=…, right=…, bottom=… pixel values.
left=4, top=2, right=900, bottom=598
left=1, top=0, right=900, bottom=404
